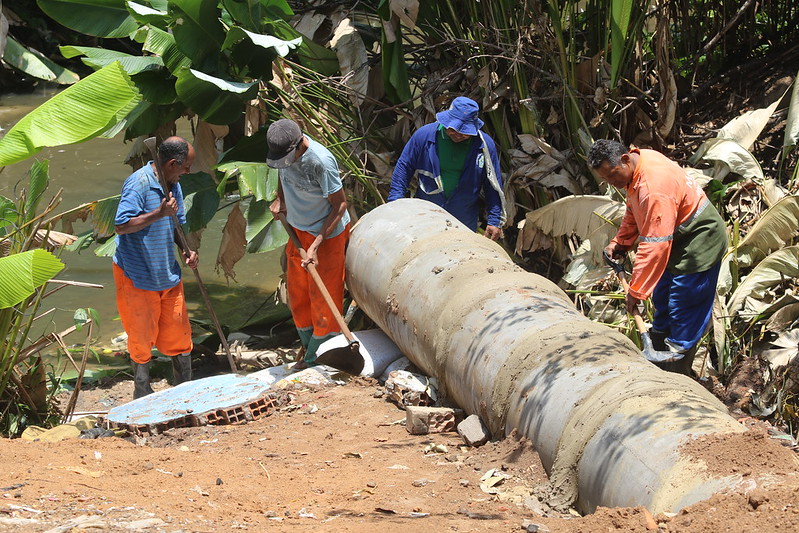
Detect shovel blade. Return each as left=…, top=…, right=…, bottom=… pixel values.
left=314, top=342, right=365, bottom=375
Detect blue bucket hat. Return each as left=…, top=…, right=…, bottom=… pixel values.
left=435, top=97, right=484, bottom=136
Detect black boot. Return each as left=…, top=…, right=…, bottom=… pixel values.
left=132, top=361, right=154, bottom=399
left=171, top=353, right=192, bottom=385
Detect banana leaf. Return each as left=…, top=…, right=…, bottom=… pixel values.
left=222, top=27, right=302, bottom=57
left=221, top=0, right=293, bottom=31
left=689, top=138, right=764, bottom=182
left=216, top=203, right=246, bottom=281
left=0, top=62, right=141, bottom=166
left=126, top=0, right=169, bottom=28
left=169, top=0, right=225, bottom=68
left=222, top=26, right=301, bottom=79
left=245, top=199, right=287, bottom=253
left=175, top=68, right=258, bottom=125
left=610, top=0, right=635, bottom=89
left=3, top=35, right=79, bottom=84
left=717, top=94, right=783, bottom=151
left=0, top=250, right=65, bottom=309
left=24, top=161, right=50, bottom=225
left=180, top=172, right=220, bottom=234
left=91, top=196, right=121, bottom=238
left=130, top=69, right=178, bottom=105
left=94, top=237, right=117, bottom=257
left=60, top=45, right=163, bottom=74
left=524, top=195, right=625, bottom=263
left=728, top=246, right=799, bottom=314
left=141, top=26, right=191, bottom=74
left=37, top=0, right=138, bottom=38
left=266, top=19, right=338, bottom=76
left=783, top=69, right=799, bottom=155
left=217, top=161, right=278, bottom=203
left=737, top=196, right=799, bottom=267
left=761, top=329, right=799, bottom=369
left=0, top=196, right=19, bottom=235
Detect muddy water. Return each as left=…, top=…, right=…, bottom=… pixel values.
left=0, top=90, right=287, bottom=359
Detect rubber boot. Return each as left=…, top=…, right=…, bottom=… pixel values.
left=171, top=353, right=192, bottom=385
left=653, top=343, right=698, bottom=376
left=132, top=361, right=154, bottom=399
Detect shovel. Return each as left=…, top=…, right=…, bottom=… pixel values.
left=602, top=251, right=682, bottom=363
left=276, top=214, right=366, bottom=375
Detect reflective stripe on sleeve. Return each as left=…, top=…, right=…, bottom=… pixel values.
left=640, top=234, right=673, bottom=243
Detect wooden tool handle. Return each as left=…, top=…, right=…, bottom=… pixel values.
left=276, top=214, right=355, bottom=343
left=615, top=269, right=648, bottom=336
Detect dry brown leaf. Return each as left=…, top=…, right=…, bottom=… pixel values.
left=330, top=17, right=369, bottom=107
left=368, top=151, right=394, bottom=179
left=185, top=229, right=203, bottom=254
left=34, top=229, right=77, bottom=249
left=193, top=121, right=229, bottom=176
left=59, top=204, right=92, bottom=235
left=294, top=11, right=326, bottom=40
left=244, top=95, right=267, bottom=137
left=60, top=466, right=103, bottom=478
left=514, top=219, right=552, bottom=257
left=389, top=0, right=419, bottom=29
left=215, top=204, right=247, bottom=283
left=574, top=52, right=603, bottom=95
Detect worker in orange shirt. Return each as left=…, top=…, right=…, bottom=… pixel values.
left=588, top=140, right=727, bottom=374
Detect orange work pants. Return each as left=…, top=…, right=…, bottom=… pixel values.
left=286, top=225, right=349, bottom=360
left=113, top=264, right=193, bottom=364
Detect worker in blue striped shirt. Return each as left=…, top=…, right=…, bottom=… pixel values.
left=113, top=137, right=198, bottom=399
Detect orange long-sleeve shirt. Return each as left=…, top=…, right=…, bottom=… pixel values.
left=610, top=149, right=726, bottom=300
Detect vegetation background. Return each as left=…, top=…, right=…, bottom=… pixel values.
left=0, top=0, right=797, bottom=440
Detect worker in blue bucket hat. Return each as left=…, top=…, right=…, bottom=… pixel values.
left=388, top=96, right=506, bottom=240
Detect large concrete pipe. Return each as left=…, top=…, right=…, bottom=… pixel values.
left=346, top=199, right=748, bottom=514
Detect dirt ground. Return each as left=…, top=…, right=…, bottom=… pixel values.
left=1, top=370, right=798, bottom=532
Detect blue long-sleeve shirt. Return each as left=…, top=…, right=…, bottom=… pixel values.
left=387, top=123, right=503, bottom=230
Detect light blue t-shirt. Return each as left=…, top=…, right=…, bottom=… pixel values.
left=113, top=163, right=186, bottom=291
left=280, top=137, right=350, bottom=236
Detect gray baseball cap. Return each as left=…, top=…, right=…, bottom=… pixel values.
left=266, top=119, right=304, bottom=169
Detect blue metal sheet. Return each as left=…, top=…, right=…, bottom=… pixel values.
left=107, top=374, right=273, bottom=426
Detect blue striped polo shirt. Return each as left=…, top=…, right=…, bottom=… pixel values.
left=113, top=163, right=186, bottom=291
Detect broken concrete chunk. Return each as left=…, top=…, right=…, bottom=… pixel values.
left=384, top=370, right=438, bottom=407
left=405, top=406, right=456, bottom=434
left=457, top=414, right=489, bottom=447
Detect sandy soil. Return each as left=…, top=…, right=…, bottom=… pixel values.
left=1, top=373, right=798, bottom=533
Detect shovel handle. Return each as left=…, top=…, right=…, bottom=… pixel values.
left=605, top=252, right=649, bottom=336
left=276, top=214, right=356, bottom=344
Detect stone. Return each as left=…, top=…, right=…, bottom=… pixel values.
left=523, top=497, right=548, bottom=516
left=457, top=414, right=489, bottom=447
left=748, top=488, right=769, bottom=508
left=520, top=519, right=548, bottom=532
left=642, top=508, right=657, bottom=530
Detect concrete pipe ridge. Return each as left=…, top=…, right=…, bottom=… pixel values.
left=346, top=199, right=750, bottom=514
